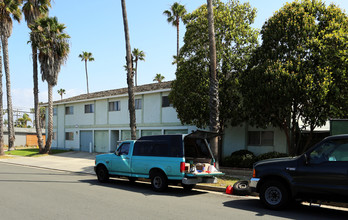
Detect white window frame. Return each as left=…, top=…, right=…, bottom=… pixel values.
left=108, top=101, right=121, bottom=111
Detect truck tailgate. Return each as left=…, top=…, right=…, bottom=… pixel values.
left=185, top=172, right=224, bottom=177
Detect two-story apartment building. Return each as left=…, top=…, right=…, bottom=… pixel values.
left=48, top=82, right=196, bottom=153
left=46, top=81, right=289, bottom=157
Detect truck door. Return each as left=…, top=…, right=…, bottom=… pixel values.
left=110, top=142, right=132, bottom=175
left=295, top=138, right=348, bottom=198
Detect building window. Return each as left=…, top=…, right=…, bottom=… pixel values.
left=53, top=108, right=57, bottom=116
left=65, top=132, right=74, bottom=141
left=162, top=96, right=172, bottom=107
left=109, top=101, right=121, bottom=111
left=65, top=106, right=74, bottom=115
left=135, top=99, right=142, bottom=110
left=85, top=104, right=94, bottom=113
left=248, top=131, right=274, bottom=146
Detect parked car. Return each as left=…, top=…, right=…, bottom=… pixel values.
left=94, top=130, right=224, bottom=191
left=250, top=134, right=348, bottom=210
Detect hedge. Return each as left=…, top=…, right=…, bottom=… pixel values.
left=221, top=151, right=289, bottom=168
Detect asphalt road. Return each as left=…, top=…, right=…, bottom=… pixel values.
left=1, top=163, right=347, bottom=220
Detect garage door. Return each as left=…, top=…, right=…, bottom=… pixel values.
left=95, top=130, right=109, bottom=153
left=80, top=131, right=93, bottom=152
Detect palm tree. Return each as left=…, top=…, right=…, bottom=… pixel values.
left=121, top=0, right=136, bottom=140
left=30, top=16, right=70, bottom=153
left=207, top=0, right=220, bottom=168
left=17, top=113, right=32, bottom=128
left=0, top=55, right=3, bottom=156
left=57, top=88, right=66, bottom=100
left=163, top=2, right=186, bottom=60
left=39, top=106, right=45, bottom=128
left=132, top=48, right=145, bottom=86
left=153, top=73, right=165, bottom=83
left=23, top=0, right=51, bottom=153
left=0, top=0, right=22, bottom=151
left=78, top=51, right=94, bottom=94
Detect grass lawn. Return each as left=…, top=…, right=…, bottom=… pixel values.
left=4, top=148, right=70, bottom=157
left=199, top=175, right=239, bottom=188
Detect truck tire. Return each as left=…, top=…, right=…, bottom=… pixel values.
left=150, top=171, right=168, bottom=192
left=259, top=180, right=289, bottom=210
left=96, top=166, right=109, bottom=183
left=233, top=180, right=250, bottom=196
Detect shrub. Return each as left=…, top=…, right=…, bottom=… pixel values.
left=222, top=150, right=256, bottom=168
left=222, top=151, right=289, bottom=168
left=221, top=155, right=242, bottom=167
left=231, top=149, right=255, bottom=157
left=255, top=151, right=289, bottom=162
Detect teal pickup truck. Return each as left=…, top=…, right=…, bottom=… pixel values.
left=94, top=131, right=224, bottom=191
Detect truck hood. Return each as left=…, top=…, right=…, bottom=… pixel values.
left=96, top=153, right=114, bottom=160
left=254, top=156, right=299, bottom=167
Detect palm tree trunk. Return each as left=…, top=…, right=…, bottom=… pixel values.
left=135, top=61, right=138, bottom=87
left=2, top=36, right=15, bottom=151
left=176, top=19, right=180, bottom=60
left=207, top=0, right=220, bottom=168
left=32, top=46, right=44, bottom=153
left=0, top=44, right=4, bottom=156
left=85, top=60, right=89, bottom=94
left=121, top=0, right=137, bottom=140
left=44, top=83, right=53, bottom=153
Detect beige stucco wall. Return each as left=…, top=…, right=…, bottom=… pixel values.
left=143, top=93, right=161, bottom=124
left=222, top=122, right=288, bottom=158
left=96, top=99, right=107, bottom=125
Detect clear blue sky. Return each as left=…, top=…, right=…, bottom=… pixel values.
left=6, top=0, right=348, bottom=111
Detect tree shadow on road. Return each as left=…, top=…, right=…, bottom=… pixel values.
left=80, top=177, right=208, bottom=197
left=223, top=198, right=348, bottom=220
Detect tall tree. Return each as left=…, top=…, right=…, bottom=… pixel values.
left=240, top=0, right=348, bottom=155
left=39, top=106, right=45, bottom=128
left=57, top=88, right=65, bottom=100
left=206, top=0, right=220, bottom=167
left=170, top=0, right=258, bottom=154
left=163, top=2, right=186, bottom=60
left=17, top=113, right=32, bottom=128
left=78, top=51, right=94, bottom=94
left=0, top=0, right=22, bottom=151
left=121, top=0, right=136, bottom=140
left=153, top=73, right=165, bottom=83
left=23, top=0, right=51, bottom=153
left=131, top=48, right=145, bottom=86
left=0, top=43, right=3, bottom=156
left=30, top=16, right=70, bottom=153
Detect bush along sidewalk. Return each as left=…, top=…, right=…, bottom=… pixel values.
left=221, top=150, right=289, bottom=169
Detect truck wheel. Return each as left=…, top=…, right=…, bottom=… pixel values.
left=259, top=180, right=289, bottom=210
left=233, top=180, right=250, bottom=196
left=96, top=166, right=109, bottom=183
left=182, top=183, right=196, bottom=191
left=151, top=171, right=168, bottom=192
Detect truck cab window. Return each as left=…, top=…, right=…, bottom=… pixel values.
left=310, top=139, right=348, bottom=163
left=118, top=143, right=130, bottom=155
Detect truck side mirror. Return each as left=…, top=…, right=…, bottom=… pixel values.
left=115, top=150, right=119, bottom=156
left=304, top=153, right=309, bottom=165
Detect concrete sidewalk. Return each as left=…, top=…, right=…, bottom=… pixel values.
left=0, top=151, right=98, bottom=175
